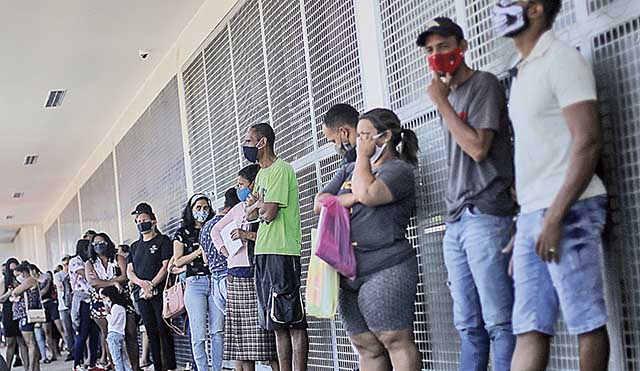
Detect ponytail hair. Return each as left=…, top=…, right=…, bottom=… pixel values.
left=359, top=108, right=420, bottom=166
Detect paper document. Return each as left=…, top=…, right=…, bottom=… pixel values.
left=221, top=221, right=243, bottom=257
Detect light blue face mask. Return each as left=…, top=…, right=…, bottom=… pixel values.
left=236, top=186, right=252, bottom=202
left=193, top=210, right=209, bottom=223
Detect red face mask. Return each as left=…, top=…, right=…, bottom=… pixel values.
left=428, top=48, right=464, bottom=75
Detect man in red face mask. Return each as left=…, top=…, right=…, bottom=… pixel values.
left=417, top=17, right=518, bottom=371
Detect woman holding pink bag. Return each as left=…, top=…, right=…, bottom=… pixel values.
left=314, top=108, right=421, bottom=371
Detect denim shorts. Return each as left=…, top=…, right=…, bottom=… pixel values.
left=512, top=196, right=608, bottom=336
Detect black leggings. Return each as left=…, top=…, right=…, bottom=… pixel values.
left=138, top=295, right=176, bottom=370
left=74, top=301, right=99, bottom=367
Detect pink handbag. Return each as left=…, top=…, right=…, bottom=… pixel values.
left=315, top=196, right=357, bottom=280
left=162, top=269, right=186, bottom=335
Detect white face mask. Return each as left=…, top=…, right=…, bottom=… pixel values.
left=16, top=275, right=24, bottom=284
left=357, top=131, right=388, bottom=165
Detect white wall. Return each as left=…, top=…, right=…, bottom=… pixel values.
left=0, top=242, right=17, bottom=265
left=12, top=225, right=47, bottom=268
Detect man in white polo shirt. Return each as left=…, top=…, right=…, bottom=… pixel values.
left=493, top=0, right=609, bottom=370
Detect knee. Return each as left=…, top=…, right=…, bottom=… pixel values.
left=376, top=331, right=414, bottom=353
left=351, top=336, right=387, bottom=359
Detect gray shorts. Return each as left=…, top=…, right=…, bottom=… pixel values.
left=338, top=255, right=418, bottom=336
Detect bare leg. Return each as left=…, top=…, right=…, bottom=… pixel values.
left=43, top=323, right=56, bottom=360
left=349, top=331, right=391, bottom=371
left=94, top=318, right=110, bottom=365
left=6, top=337, right=17, bottom=370
left=141, top=330, right=150, bottom=366
left=290, top=329, right=308, bottom=371
left=376, top=329, right=421, bottom=371
left=511, top=332, right=551, bottom=371
left=578, top=326, right=609, bottom=371
left=17, top=336, right=29, bottom=371
left=23, top=332, right=41, bottom=371
left=274, top=329, right=293, bottom=371
left=269, top=359, right=280, bottom=371
left=237, top=360, right=255, bottom=371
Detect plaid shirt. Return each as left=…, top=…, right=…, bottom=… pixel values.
left=200, top=215, right=228, bottom=274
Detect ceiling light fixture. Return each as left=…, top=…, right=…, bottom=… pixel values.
left=12, top=192, right=24, bottom=199
left=44, top=90, right=67, bottom=108
left=24, top=154, right=39, bottom=165
left=5, top=216, right=14, bottom=220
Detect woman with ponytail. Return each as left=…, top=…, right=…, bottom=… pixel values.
left=314, top=108, right=421, bottom=371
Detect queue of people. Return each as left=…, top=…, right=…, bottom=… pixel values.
left=0, top=1, right=610, bottom=371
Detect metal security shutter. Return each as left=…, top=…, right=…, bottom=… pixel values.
left=45, top=220, right=60, bottom=267
left=115, top=77, right=187, bottom=241
left=589, top=0, right=618, bottom=13
left=261, top=0, right=315, bottom=162
left=378, top=0, right=456, bottom=112
left=204, top=27, right=242, bottom=200
left=114, top=76, right=191, bottom=366
left=59, top=195, right=81, bottom=255
left=184, top=53, right=215, bottom=195
left=296, top=163, right=335, bottom=370
left=593, top=17, right=640, bottom=370
left=304, top=0, right=364, bottom=147
left=229, top=0, right=271, bottom=138
left=79, top=154, right=119, bottom=240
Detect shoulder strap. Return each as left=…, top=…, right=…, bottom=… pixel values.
left=163, top=316, right=186, bottom=336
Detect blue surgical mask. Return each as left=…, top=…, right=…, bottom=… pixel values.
left=193, top=210, right=209, bottom=223
left=236, top=187, right=252, bottom=202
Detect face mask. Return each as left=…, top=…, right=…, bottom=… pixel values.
left=193, top=210, right=209, bottom=223
left=242, top=142, right=261, bottom=163
left=428, top=48, right=464, bottom=75
left=137, top=221, right=153, bottom=234
left=16, top=275, right=24, bottom=284
left=357, top=132, right=387, bottom=165
left=493, top=1, right=529, bottom=38
left=93, top=242, right=109, bottom=256
left=236, top=187, right=252, bottom=202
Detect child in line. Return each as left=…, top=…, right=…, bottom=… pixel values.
left=101, top=286, right=132, bottom=371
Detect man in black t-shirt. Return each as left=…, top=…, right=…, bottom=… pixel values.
left=321, top=103, right=359, bottom=165
left=126, top=202, right=176, bottom=371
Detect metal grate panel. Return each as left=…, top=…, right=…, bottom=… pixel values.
left=115, top=77, right=187, bottom=244
left=79, top=154, right=119, bottom=241
left=589, top=0, right=618, bottom=13
left=304, top=0, right=364, bottom=147
left=204, top=27, right=242, bottom=200
left=379, top=0, right=456, bottom=111
left=45, top=220, right=60, bottom=268
left=184, top=52, right=215, bottom=195
left=593, top=16, right=640, bottom=370
left=262, top=0, right=315, bottom=162
left=229, top=0, right=271, bottom=138
left=59, top=195, right=81, bottom=255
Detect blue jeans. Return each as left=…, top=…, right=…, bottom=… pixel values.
left=443, top=207, right=515, bottom=371
left=184, top=273, right=227, bottom=371
left=211, top=271, right=227, bottom=371
left=106, top=332, right=133, bottom=371
left=512, top=196, right=608, bottom=335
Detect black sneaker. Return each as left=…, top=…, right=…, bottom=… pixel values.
left=66, top=354, right=75, bottom=362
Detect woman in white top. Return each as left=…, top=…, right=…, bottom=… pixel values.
left=85, top=233, right=138, bottom=371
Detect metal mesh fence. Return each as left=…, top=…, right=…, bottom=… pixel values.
left=42, top=0, right=640, bottom=369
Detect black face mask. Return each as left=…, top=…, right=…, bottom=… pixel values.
left=78, top=248, right=89, bottom=262
left=242, top=146, right=259, bottom=163
left=137, top=221, right=153, bottom=234
left=93, top=242, right=109, bottom=256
